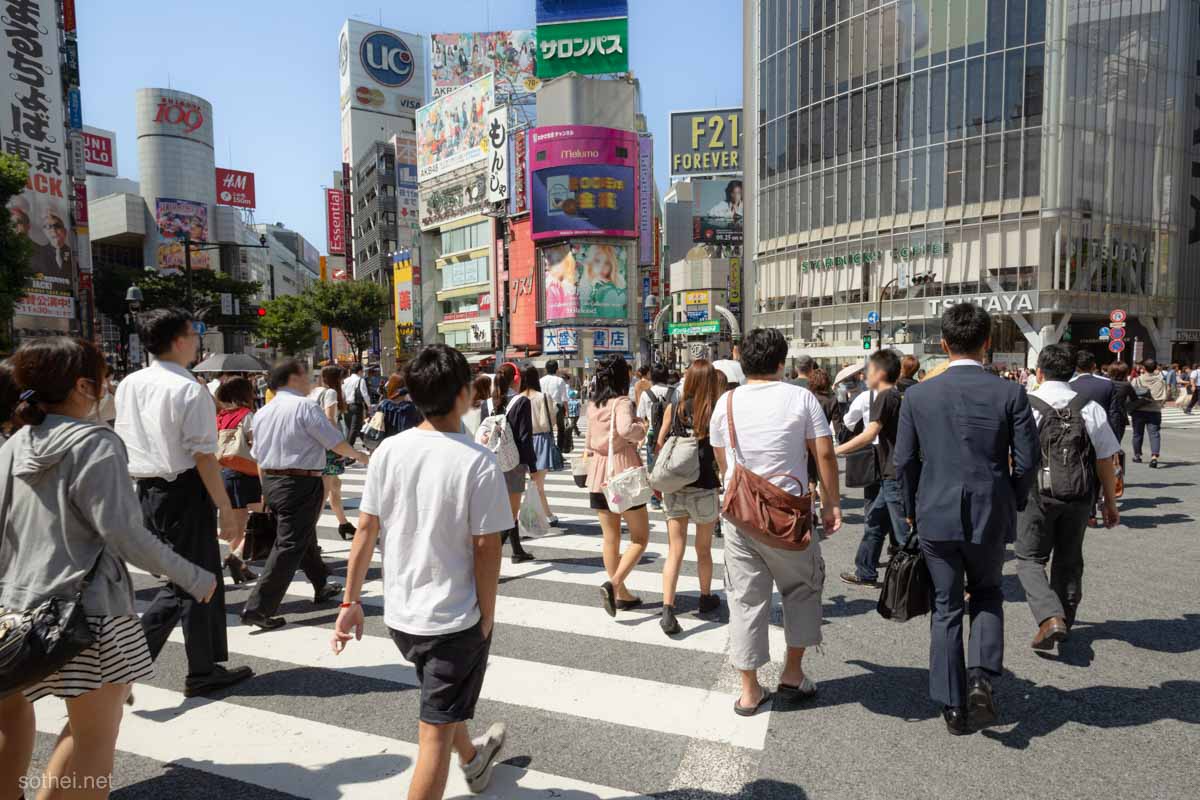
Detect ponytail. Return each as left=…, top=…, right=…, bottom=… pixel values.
left=13, top=389, right=46, bottom=428
left=492, top=363, right=515, bottom=413
left=8, top=337, right=107, bottom=431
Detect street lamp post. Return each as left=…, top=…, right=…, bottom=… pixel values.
left=124, top=286, right=143, bottom=374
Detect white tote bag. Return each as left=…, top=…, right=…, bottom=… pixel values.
left=603, top=399, right=653, bottom=513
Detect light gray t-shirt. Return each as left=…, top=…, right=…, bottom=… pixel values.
left=360, top=428, right=514, bottom=635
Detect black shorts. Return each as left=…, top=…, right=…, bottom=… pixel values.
left=588, top=492, right=647, bottom=513
left=389, top=619, right=492, bottom=725
left=221, top=469, right=262, bottom=510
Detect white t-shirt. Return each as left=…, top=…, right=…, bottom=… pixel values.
left=539, top=373, right=569, bottom=406
left=843, top=390, right=879, bottom=444
left=636, top=384, right=676, bottom=420
left=360, top=428, right=514, bottom=635
left=308, top=386, right=338, bottom=410
left=1190, top=368, right=1200, bottom=387
left=709, top=382, right=832, bottom=493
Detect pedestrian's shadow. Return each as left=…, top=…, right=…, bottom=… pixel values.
left=1119, top=512, right=1194, bottom=530
left=1041, top=614, right=1200, bottom=668
left=774, top=659, right=939, bottom=723
left=135, top=753, right=411, bottom=798
left=1116, top=496, right=1181, bottom=511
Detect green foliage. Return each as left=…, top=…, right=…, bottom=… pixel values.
left=134, top=270, right=263, bottom=333
left=0, top=154, right=33, bottom=352
left=259, top=293, right=320, bottom=355
left=303, top=279, right=390, bottom=363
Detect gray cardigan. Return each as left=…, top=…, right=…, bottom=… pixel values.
left=0, top=415, right=213, bottom=616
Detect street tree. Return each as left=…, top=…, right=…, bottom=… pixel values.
left=134, top=269, right=263, bottom=333
left=258, top=293, right=321, bottom=356
left=0, top=154, right=33, bottom=352
left=304, top=279, right=390, bottom=364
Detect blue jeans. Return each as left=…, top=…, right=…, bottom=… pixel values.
left=1131, top=410, right=1162, bottom=458
left=854, top=479, right=912, bottom=582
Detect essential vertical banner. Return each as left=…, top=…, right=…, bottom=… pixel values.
left=637, top=133, right=654, bottom=265
left=326, top=188, right=346, bottom=254
left=485, top=106, right=509, bottom=204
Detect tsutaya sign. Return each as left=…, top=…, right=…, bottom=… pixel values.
left=928, top=292, right=1038, bottom=315
left=801, top=241, right=951, bottom=273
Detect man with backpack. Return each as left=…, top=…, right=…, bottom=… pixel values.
left=636, top=364, right=677, bottom=510
left=1016, top=344, right=1121, bottom=652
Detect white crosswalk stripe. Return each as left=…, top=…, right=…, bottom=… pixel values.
left=108, top=449, right=780, bottom=798
left=1159, top=406, right=1200, bottom=430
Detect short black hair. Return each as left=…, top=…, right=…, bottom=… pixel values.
left=545, top=359, right=559, bottom=375
left=1075, top=347, right=1096, bottom=373
left=740, top=328, right=788, bottom=376
left=869, top=349, right=902, bottom=383
left=651, top=363, right=670, bottom=383
left=637, top=364, right=650, bottom=377
left=795, top=355, right=814, bottom=373
left=405, top=344, right=470, bottom=418
left=138, top=307, right=194, bottom=356
left=940, top=303, right=992, bottom=355
left=593, top=355, right=631, bottom=406
left=1038, top=343, right=1076, bottom=382
left=1142, top=358, right=1158, bottom=372
left=269, top=359, right=307, bottom=391
left=351, top=364, right=363, bottom=374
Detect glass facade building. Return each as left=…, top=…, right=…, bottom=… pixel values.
left=746, top=0, right=1200, bottom=365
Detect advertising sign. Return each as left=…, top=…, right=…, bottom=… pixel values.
left=591, top=327, right=630, bottom=352
left=669, top=108, right=743, bottom=177
left=684, top=291, right=710, bottom=306
left=669, top=320, right=720, bottom=336
left=215, top=168, right=256, bottom=208
left=431, top=31, right=538, bottom=98
left=154, top=198, right=211, bottom=271
left=485, top=106, right=509, bottom=204
left=540, top=241, right=630, bottom=321
left=536, top=0, right=628, bottom=23
left=81, top=126, right=117, bottom=176
left=416, top=73, right=494, bottom=181
left=510, top=125, right=528, bottom=216
left=325, top=189, right=346, bottom=254
left=729, top=255, right=741, bottom=307
left=394, top=254, right=415, bottom=339
left=692, top=178, right=744, bottom=245
left=339, top=21, right=424, bottom=115
left=418, top=168, right=487, bottom=230
left=637, top=133, right=654, bottom=265
left=146, top=91, right=213, bottom=145
left=508, top=218, right=538, bottom=346
left=536, top=16, right=629, bottom=79
left=686, top=310, right=709, bottom=322
left=543, top=327, right=579, bottom=354
left=393, top=132, right=420, bottom=248
left=529, top=125, right=638, bottom=241
left=67, top=87, right=82, bottom=130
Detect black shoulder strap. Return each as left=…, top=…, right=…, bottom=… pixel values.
left=1027, top=395, right=1053, bottom=417
left=1066, top=394, right=1090, bottom=416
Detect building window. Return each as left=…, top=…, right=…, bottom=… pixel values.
left=881, top=1, right=896, bottom=80
left=896, top=76, right=911, bottom=149
left=986, top=0, right=1005, bottom=52
left=912, top=70, right=928, bottom=148
left=1003, top=132, right=1021, bottom=199
left=895, top=153, right=910, bottom=214
left=880, top=156, right=894, bottom=216
left=440, top=221, right=489, bottom=256
left=947, top=142, right=964, bottom=206
left=983, top=135, right=1002, bottom=202
left=1023, top=129, right=1040, bottom=198
left=442, top=255, right=489, bottom=289
left=880, top=81, right=895, bottom=155
left=1006, top=0, right=1025, bottom=48
left=985, top=53, right=1004, bottom=134
left=966, top=57, right=984, bottom=137
left=928, top=145, right=945, bottom=209
left=911, top=149, right=927, bottom=211
left=948, top=61, right=966, bottom=140
left=1005, top=48, right=1024, bottom=129
left=1024, top=45, right=1044, bottom=127
left=965, top=138, right=982, bottom=204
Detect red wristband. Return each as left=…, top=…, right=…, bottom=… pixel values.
left=339, top=601, right=360, bottom=608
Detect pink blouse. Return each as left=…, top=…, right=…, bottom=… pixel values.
left=585, top=398, right=647, bottom=493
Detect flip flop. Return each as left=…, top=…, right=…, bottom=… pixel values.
left=734, top=689, right=773, bottom=717
left=776, top=676, right=818, bottom=702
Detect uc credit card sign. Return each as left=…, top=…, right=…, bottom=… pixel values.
left=528, top=125, right=639, bottom=241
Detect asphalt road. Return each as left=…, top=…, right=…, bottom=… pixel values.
left=24, top=418, right=1200, bottom=799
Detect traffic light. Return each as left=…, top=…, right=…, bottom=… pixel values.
left=256, top=306, right=267, bottom=317
left=862, top=336, right=872, bottom=350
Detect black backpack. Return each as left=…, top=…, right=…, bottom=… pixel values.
left=1028, top=395, right=1095, bottom=502
left=645, top=387, right=676, bottom=439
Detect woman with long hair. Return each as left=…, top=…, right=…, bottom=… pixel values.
left=520, top=364, right=560, bottom=527
left=0, top=339, right=216, bottom=800
left=309, top=365, right=354, bottom=540
left=214, top=378, right=261, bottom=584
left=656, top=359, right=723, bottom=635
left=462, top=373, right=492, bottom=436
left=489, top=362, right=534, bottom=561
left=375, top=371, right=423, bottom=440
left=586, top=355, right=651, bottom=617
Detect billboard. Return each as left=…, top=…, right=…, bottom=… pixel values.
left=692, top=178, right=744, bottom=245
left=339, top=21, right=424, bottom=115
left=543, top=327, right=579, bottom=354
left=81, top=126, right=118, bottom=176
left=508, top=218, right=538, bottom=346
left=669, top=108, right=743, bottom=177
left=536, top=16, right=629, bottom=79
left=325, top=189, right=346, bottom=254
left=416, top=72, right=493, bottom=181
left=418, top=169, right=487, bottom=230
left=393, top=132, right=420, bottom=249
left=528, top=125, right=638, bottom=241
left=3, top=0, right=76, bottom=321
left=510, top=124, right=528, bottom=216
left=215, top=168, right=256, bottom=208
left=536, top=0, right=628, bottom=24
left=394, top=253, right=415, bottom=341
left=155, top=198, right=211, bottom=271
left=540, top=241, right=630, bottom=321
left=637, top=133, right=654, bottom=265
left=485, top=106, right=509, bottom=204
left=431, top=31, right=538, bottom=98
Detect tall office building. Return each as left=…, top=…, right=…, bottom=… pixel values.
left=744, top=0, right=1200, bottom=365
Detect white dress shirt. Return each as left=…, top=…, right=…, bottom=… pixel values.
left=342, top=373, right=371, bottom=407
left=251, top=388, right=346, bottom=471
left=1029, top=381, right=1121, bottom=460
left=539, top=373, right=569, bottom=406
left=843, top=389, right=879, bottom=443
left=115, top=360, right=219, bottom=480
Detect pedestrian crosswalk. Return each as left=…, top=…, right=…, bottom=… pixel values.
left=1160, top=406, right=1200, bottom=430
left=71, top=459, right=772, bottom=798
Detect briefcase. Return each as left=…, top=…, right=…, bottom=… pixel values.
left=876, top=531, right=931, bottom=622
left=242, top=511, right=277, bottom=562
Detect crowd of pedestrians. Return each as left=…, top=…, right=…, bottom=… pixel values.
left=0, top=299, right=1182, bottom=798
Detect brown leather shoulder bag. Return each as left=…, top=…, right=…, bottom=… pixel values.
left=720, top=390, right=813, bottom=550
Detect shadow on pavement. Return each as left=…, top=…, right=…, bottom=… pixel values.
left=649, top=780, right=810, bottom=799
left=1045, top=614, right=1200, bottom=667
left=1119, top=512, right=1194, bottom=530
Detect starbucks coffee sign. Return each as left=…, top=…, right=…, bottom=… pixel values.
left=928, top=292, right=1038, bottom=316
left=801, top=241, right=951, bottom=273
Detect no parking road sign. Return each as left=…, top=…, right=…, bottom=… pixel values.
left=1109, top=339, right=1126, bottom=354
left=1110, top=309, right=1127, bottom=324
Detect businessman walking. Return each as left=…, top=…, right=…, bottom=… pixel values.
left=895, top=304, right=1040, bottom=736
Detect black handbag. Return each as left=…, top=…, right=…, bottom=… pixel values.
left=242, top=511, right=278, bottom=561
left=842, top=391, right=881, bottom=489
left=876, top=531, right=932, bottom=622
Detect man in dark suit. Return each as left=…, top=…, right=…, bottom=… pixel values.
left=895, top=304, right=1040, bottom=735
left=1070, top=349, right=1123, bottom=435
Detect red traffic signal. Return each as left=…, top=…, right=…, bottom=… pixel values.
left=256, top=306, right=267, bottom=317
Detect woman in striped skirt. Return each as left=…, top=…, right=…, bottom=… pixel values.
left=0, top=338, right=217, bottom=800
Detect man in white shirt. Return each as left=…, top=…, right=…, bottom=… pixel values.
left=539, top=360, right=569, bottom=441
left=342, top=364, right=372, bottom=447
left=1186, top=364, right=1200, bottom=414
left=116, top=308, right=253, bottom=697
left=636, top=365, right=677, bottom=508
left=1016, top=343, right=1120, bottom=652
left=333, top=344, right=513, bottom=797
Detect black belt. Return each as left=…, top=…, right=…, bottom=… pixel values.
left=262, top=468, right=323, bottom=478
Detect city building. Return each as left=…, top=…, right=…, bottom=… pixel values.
left=744, top=0, right=1200, bottom=367
left=351, top=141, right=398, bottom=285
left=253, top=223, right=321, bottom=298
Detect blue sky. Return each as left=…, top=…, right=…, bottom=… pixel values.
left=78, top=0, right=742, bottom=253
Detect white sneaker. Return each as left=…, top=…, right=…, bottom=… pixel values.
left=461, top=722, right=506, bottom=794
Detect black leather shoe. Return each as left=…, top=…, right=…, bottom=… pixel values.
left=943, top=705, right=970, bottom=735
left=241, top=611, right=286, bottom=631
left=314, top=581, right=343, bottom=604
left=184, top=664, right=254, bottom=697
left=967, top=677, right=998, bottom=728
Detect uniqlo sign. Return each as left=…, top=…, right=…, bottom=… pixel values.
left=81, top=128, right=117, bottom=177
left=326, top=189, right=346, bottom=255
left=215, top=168, right=256, bottom=208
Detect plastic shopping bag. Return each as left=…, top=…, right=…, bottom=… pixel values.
left=518, top=490, right=551, bottom=538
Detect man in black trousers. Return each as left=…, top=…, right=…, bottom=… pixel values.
left=240, top=359, right=369, bottom=630
left=116, top=308, right=254, bottom=697
left=895, top=304, right=1040, bottom=735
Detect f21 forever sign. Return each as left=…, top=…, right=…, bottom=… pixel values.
left=669, top=108, right=742, bottom=178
